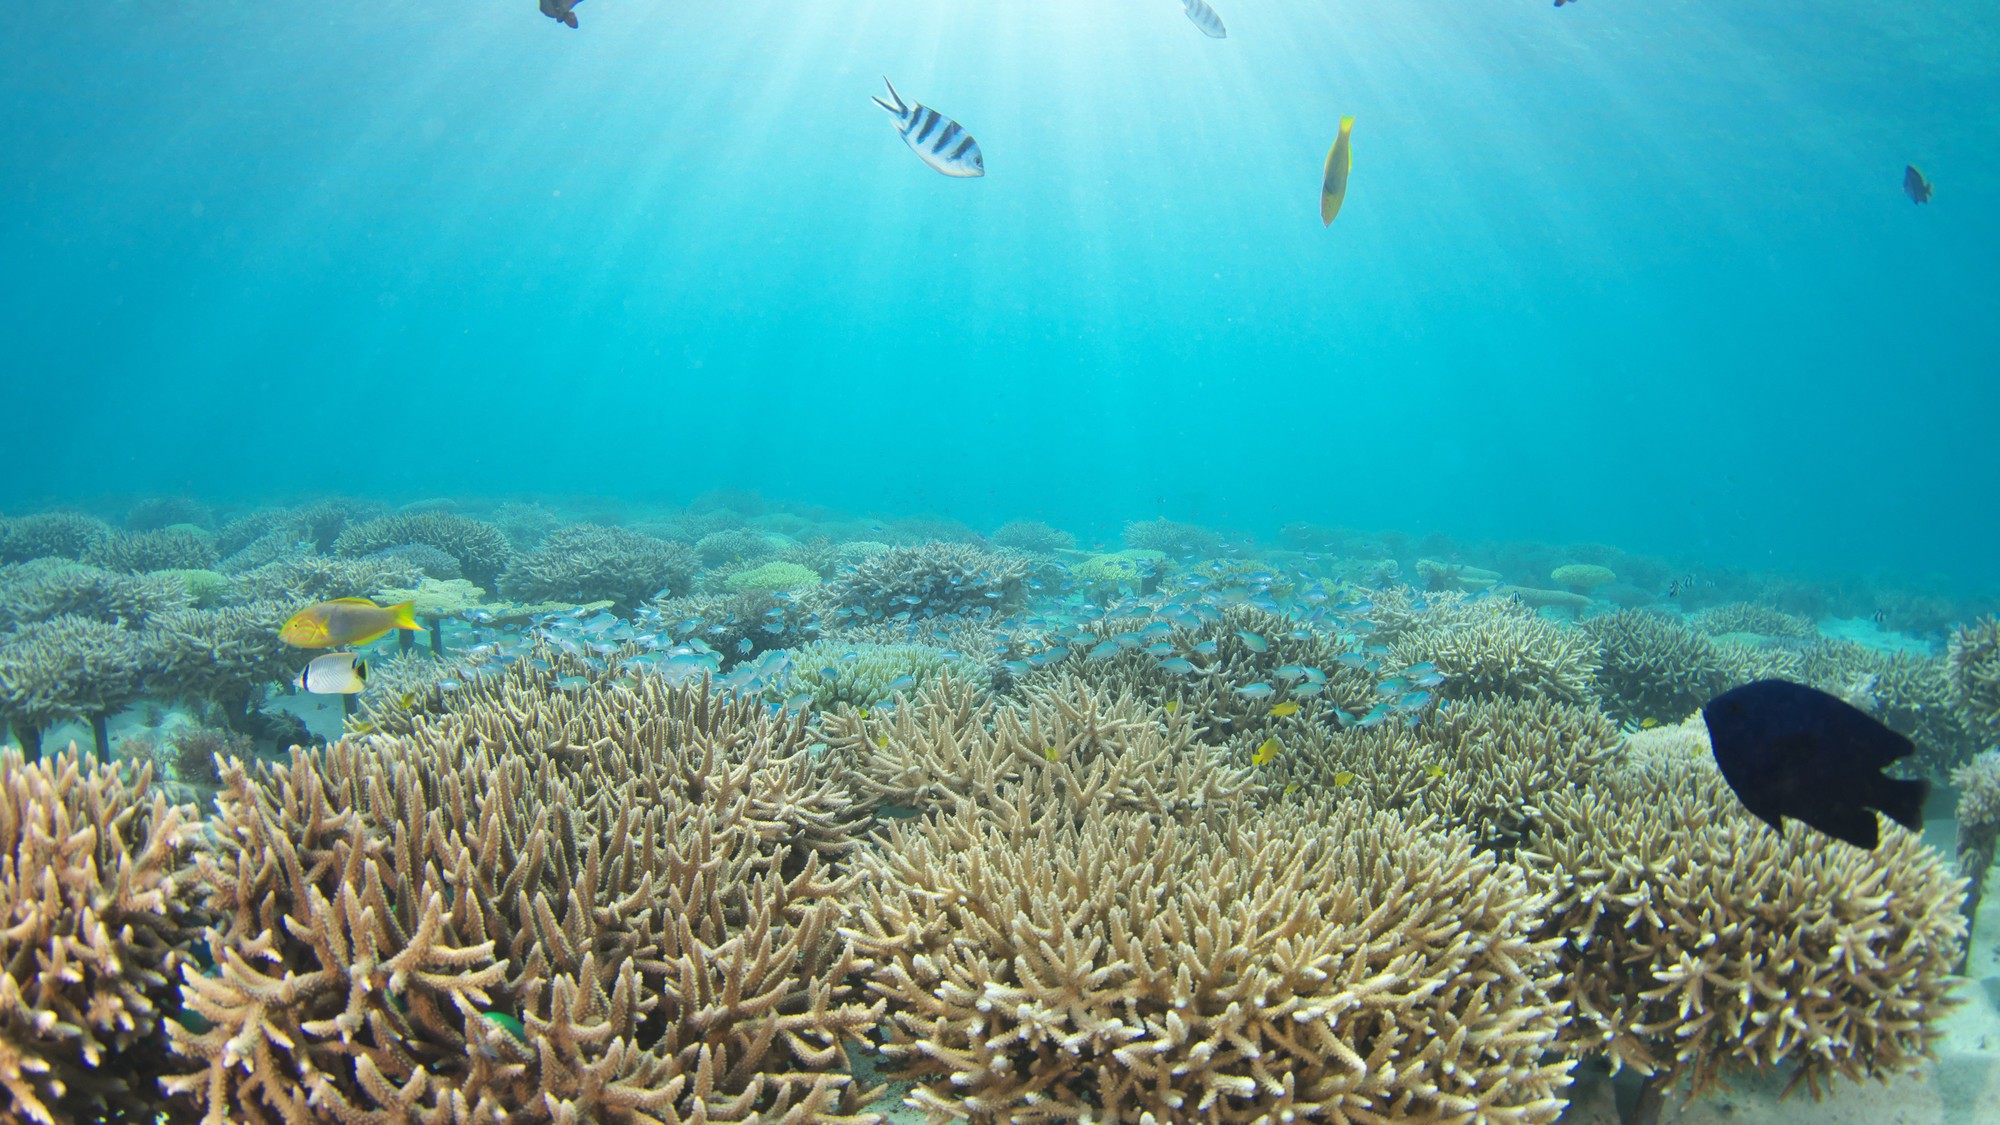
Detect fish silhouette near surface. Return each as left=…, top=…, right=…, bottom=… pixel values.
left=1702, top=679, right=1929, bottom=850
left=873, top=78, right=985, bottom=178
left=539, top=0, right=583, bottom=28
left=1321, top=116, right=1354, bottom=226
left=1904, top=164, right=1933, bottom=204
left=1182, top=0, right=1227, bottom=38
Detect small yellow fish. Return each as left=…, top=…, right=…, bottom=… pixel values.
left=296, top=652, right=367, bottom=694
left=1042, top=746, right=1059, bottom=762
left=1423, top=764, right=1444, bottom=780
left=1640, top=717, right=1659, bottom=729
left=1268, top=701, right=1301, bottom=718
left=1283, top=781, right=1300, bottom=796
left=1251, top=736, right=1282, bottom=767
left=1332, top=770, right=1357, bottom=787
left=1164, top=700, right=1180, bottom=716
left=875, top=736, right=890, bottom=748
left=280, top=597, right=420, bottom=648
left=1320, top=115, right=1355, bottom=226
left=858, top=707, right=871, bottom=720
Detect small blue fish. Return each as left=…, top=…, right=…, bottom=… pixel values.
left=1143, top=641, right=1176, bottom=657
left=1086, top=640, right=1122, bottom=662
left=736, top=638, right=755, bottom=655
left=785, top=692, right=814, bottom=711
left=1413, top=672, right=1447, bottom=688
left=1404, top=663, right=1440, bottom=677
left=1193, top=640, right=1220, bottom=656
left=1158, top=657, right=1197, bottom=675
left=1274, top=665, right=1312, bottom=682
left=1397, top=690, right=1433, bottom=710
left=1236, top=631, right=1269, bottom=652
left=1003, top=660, right=1033, bottom=675
left=1030, top=647, right=1072, bottom=667
left=555, top=676, right=590, bottom=693
left=1288, top=682, right=1326, bottom=698
left=436, top=679, right=463, bottom=692
left=885, top=675, right=919, bottom=692
left=1236, top=682, right=1276, bottom=699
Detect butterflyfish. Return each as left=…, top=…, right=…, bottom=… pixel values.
left=281, top=598, right=421, bottom=648
left=873, top=78, right=985, bottom=178
left=296, top=652, right=367, bottom=695
left=1321, top=116, right=1355, bottom=226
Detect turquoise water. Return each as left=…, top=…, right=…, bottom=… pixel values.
left=5, top=0, right=1996, bottom=585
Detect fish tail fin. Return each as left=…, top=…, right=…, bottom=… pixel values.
left=873, top=77, right=906, bottom=116
left=387, top=601, right=422, bottom=632
left=1339, top=115, right=1355, bottom=134
left=1874, top=775, right=1930, bottom=833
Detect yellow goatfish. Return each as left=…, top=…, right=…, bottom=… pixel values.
left=1320, top=115, right=1355, bottom=226
left=297, top=652, right=368, bottom=694
left=281, top=597, right=421, bottom=648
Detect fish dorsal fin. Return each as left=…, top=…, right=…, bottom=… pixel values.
left=325, top=597, right=380, bottom=607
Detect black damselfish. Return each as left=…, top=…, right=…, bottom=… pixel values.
left=1702, top=679, right=1929, bottom=850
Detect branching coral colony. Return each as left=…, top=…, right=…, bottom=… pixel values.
left=0, top=499, right=1985, bottom=1124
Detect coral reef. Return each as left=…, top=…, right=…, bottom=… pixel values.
left=1415, top=557, right=1501, bottom=591
left=0, top=511, right=111, bottom=563
left=826, top=543, right=1027, bottom=620
left=230, top=552, right=423, bottom=606
left=334, top=511, right=514, bottom=588
left=990, top=519, right=1075, bottom=553
left=0, top=615, right=148, bottom=757
left=1692, top=601, right=1819, bottom=640
left=1383, top=596, right=1600, bottom=706
left=1947, top=616, right=2000, bottom=745
left=0, top=747, right=199, bottom=1125
left=847, top=799, right=1572, bottom=1123
left=1799, top=639, right=1979, bottom=775
left=165, top=676, right=882, bottom=1123
left=1070, top=549, right=1168, bottom=594
left=0, top=559, right=193, bottom=631
left=1121, top=516, right=1223, bottom=559
left=724, top=560, right=821, bottom=595
left=124, top=495, right=214, bottom=531
left=143, top=602, right=304, bottom=736
left=491, top=500, right=563, bottom=550
left=1953, top=749, right=2000, bottom=972
left=695, top=527, right=779, bottom=567
left=364, top=540, right=464, bottom=580
left=1550, top=563, right=1615, bottom=594
left=81, top=526, right=219, bottom=573
left=1581, top=609, right=1756, bottom=726
left=789, top=640, right=982, bottom=708
left=1531, top=731, right=1966, bottom=1106
left=500, top=524, right=697, bottom=611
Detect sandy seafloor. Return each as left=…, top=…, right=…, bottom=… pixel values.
left=16, top=682, right=2000, bottom=1124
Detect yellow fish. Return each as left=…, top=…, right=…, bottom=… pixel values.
left=858, top=707, right=871, bottom=719
left=1283, top=781, right=1300, bottom=796
left=280, top=598, right=420, bottom=648
left=1423, top=764, right=1444, bottom=780
left=1640, top=717, right=1659, bottom=729
left=1042, top=746, right=1059, bottom=762
left=1164, top=700, right=1181, bottom=716
left=1252, top=737, right=1282, bottom=767
left=1333, top=770, right=1357, bottom=787
left=1320, top=115, right=1355, bottom=226
left=1268, top=701, right=1301, bottom=718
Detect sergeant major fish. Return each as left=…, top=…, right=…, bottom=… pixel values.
left=1181, top=0, right=1227, bottom=38
left=539, top=0, right=582, bottom=28
left=873, top=78, right=985, bottom=178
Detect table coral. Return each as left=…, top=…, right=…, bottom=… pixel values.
left=0, top=615, right=148, bottom=758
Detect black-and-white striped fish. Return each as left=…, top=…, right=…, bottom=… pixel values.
left=1181, top=0, right=1227, bottom=38
left=872, top=78, right=985, bottom=178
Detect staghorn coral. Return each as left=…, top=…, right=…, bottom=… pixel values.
left=1070, top=549, right=1168, bottom=594
left=0, top=747, right=200, bottom=1125
left=0, top=511, right=111, bottom=564
left=81, top=525, right=218, bottom=573
left=1798, top=639, right=1978, bottom=775
left=501, top=524, right=697, bottom=611
left=229, top=551, right=424, bottom=606
left=827, top=543, right=1028, bottom=620
left=1384, top=595, right=1600, bottom=706
left=847, top=799, right=1572, bottom=1124
left=0, top=615, right=148, bottom=758
left=1692, top=601, right=1818, bottom=640
left=492, top=500, right=563, bottom=551
left=1121, top=516, right=1223, bottom=559
left=125, top=495, right=213, bottom=531
left=1528, top=736, right=1967, bottom=1108
left=143, top=602, right=304, bottom=734
left=335, top=511, right=514, bottom=588
left=1581, top=609, right=1757, bottom=726
left=1269, top=695, right=1623, bottom=855
left=824, top=675, right=1256, bottom=821
left=364, top=540, right=464, bottom=580
left=790, top=640, right=982, bottom=709
left=651, top=589, right=824, bottom=666
left=695, top=527, right=779, bottom=567
left=0, top=558, right=193, bottom=631
left=1948, top=616, right=2000, bottom=746
left=724, top=560, right=822, bottom=596
left=1953, top=749, right=2000, bottom=971
left=167, top=675, right=883, bottom=1123
left=990, top=519, right=1074, bottom=553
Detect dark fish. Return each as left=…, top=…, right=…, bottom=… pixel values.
left=1703, top=679, right=1929, bottom=850
left=1903, top=164, right=1933, bottom=204
left=1667, top=580, right=1681, bottom=599
left=1872, top=610, right=1888, bottom=627
left=539, top=0, right=583, bottom=28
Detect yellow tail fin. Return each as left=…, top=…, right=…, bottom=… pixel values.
left=387, top=601, right=422, bottom=631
